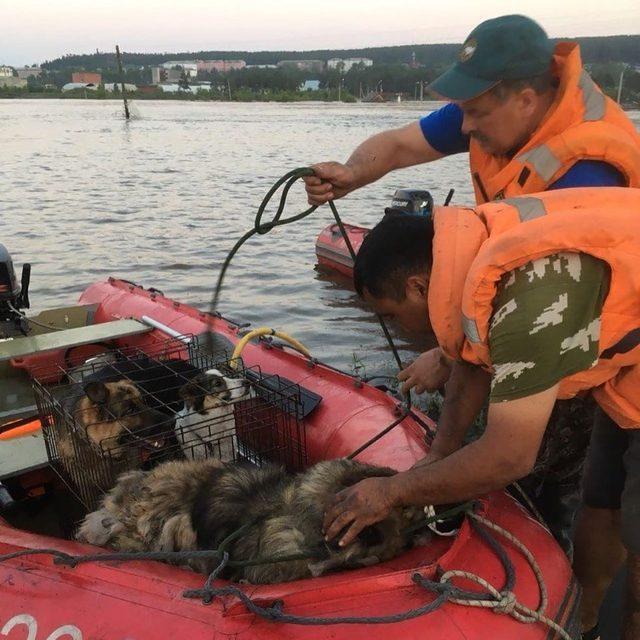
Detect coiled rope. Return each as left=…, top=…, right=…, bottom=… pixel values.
left=205, top=166, right=434, bottom=450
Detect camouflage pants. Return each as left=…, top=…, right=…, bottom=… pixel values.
left=516, top=394, right=597, bottom=558
left=424, top=391, right=596, bottom=558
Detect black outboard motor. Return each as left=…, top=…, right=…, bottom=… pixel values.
left=385, top=189, right=434, bottom=218
left=0, top=244, right=31, bottom=331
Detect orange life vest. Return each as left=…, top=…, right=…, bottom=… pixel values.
left=469, top=43, right=640, bottom=204
left=428, top=188, right=640, bottom=428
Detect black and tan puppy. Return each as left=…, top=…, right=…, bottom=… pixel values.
left=175, top=368, right=253, bottom=461
left=76, top=458, right=427, bottom=583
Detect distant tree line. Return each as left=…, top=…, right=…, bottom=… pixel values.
left=8, top=35, right=638, bottom=104
left=41, top=35, right=640, bottom=72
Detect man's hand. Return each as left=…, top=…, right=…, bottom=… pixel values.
left=398, top=347, right=452, bottom=395
left=304, top=162, right=358, bottom=205
left=323, top=476, right=399, bottom=548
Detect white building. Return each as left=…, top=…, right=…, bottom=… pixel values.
left=104, top=83, right=138, bottom=92
left=0, top=66, right=14, bottom=77
left=0, top=77, right=27, bottom=88
left=16, top=67, right=42, bottom=79
left=61, top=82, right=98, bottom=92
left=160, top=60, right=198, bottom=78
left=327, top=58, right=374, bottom=72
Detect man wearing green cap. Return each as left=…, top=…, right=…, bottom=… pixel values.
left=306, top=14, right=640, bottom=639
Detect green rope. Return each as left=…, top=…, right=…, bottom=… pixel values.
left=205, top=167, right=429, bottom=451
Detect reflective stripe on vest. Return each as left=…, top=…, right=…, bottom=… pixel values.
left=462, top=313, right=481, bottom=343
left=516, top=71, right=607, bottom=185
left=579, top=71, right=607, bottom=121
left=518, top=145, right=562, bottom=183
left=502, top=196, right=547, bottom=221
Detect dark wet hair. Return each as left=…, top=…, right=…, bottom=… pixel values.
left=353, top=215, right=434, bottom=301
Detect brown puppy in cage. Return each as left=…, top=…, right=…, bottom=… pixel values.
left=62, top=379, right=172, bottom=458
left=76, top=457, right=428, bottom=583
left=58, top=357, right=200, bottom=460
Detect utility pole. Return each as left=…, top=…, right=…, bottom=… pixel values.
left=419, top=80, right=424, bottom=101
left=617, top=65, right=626, bottom=104
left=338, top=77, right=342, bottom=102
left=115, top=45, right=129, bottom=120
left=227, top=78, right=232, bottom=101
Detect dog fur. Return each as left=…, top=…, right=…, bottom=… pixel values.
left=175, top=369, right=252, bottom=462
left=77, top=457, right=426, bottom=583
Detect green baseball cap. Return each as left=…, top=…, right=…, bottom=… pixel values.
left=429, top=14, right=554, bottom=101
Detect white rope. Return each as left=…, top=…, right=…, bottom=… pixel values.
left=438, top=512, right=572, bottom=640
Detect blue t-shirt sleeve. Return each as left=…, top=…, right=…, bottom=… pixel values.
left=549, top=161, right=626, bottom=189
left=419, top=103, right=470, bottom=156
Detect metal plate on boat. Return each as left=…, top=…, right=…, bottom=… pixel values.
left=0, top=319, right=151, bottom=362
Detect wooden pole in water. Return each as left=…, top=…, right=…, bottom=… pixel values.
left=115, top=44, right=130, bottom=120
left=617, top=66, right=626, bottom=105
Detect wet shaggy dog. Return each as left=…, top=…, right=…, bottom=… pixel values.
left=76, top=458, right=427, bottom=583
left=175, top=369, right=253, bottom=462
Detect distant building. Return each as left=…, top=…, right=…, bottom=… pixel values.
left=104, top=82, right=138, bottom=92
left=327, top=58, right=373, bottom=72
left=0, top=66, right=14, bottom=77
left=158, top=83, right=192, bottom=93
left=160, top=61, right=198, bottom=77
left=16, top=67, right=42, bottom=79
left=300, top=79, right=321, bottom=91
left=246, top=64, right=278, bottom=69
left=151, top=67, right=185, bottom=84
left=197, top=60, right=246, bottom=73
left=277, top=60, right=324, bottom=73
left=62, top=82, right=98, bottom=92
left=0, top=77, right=27, bottom=88
left=72, top=71, right=102, bottom=85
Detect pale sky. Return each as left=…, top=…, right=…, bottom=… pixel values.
left=2, top=0, right=639, bottom=66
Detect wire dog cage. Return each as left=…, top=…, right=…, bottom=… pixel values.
left=33, top=336, right=307, bottom=510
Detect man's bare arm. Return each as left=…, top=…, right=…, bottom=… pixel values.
left=324, top=385, right=559, bottom=547
left=305, top=122, right=444, bottom=205
left=415, top=361, right=491, bottom=467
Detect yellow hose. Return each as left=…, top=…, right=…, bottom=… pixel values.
left=230, top=327, right=311, bottom=368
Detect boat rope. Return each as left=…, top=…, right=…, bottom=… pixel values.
left=206, top=166, right=404, bottom=370
left=0, top=504, right=466, bottom=571
left=0, top=507, right=570, bottom=638
left=205, top=166, right=433, bottom=453
left=182, top=513, right=572, bottom=637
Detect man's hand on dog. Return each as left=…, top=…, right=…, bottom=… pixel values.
left=323, top=476, right=399, bottom=547
left=304, top=162, right=358, bottom=205
left=398, top=347, right=452, bottom=395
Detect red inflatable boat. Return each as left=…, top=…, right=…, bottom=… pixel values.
left=0, top=277, right=579, bottom=639
left=315, top=222, right=369, bottom=278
